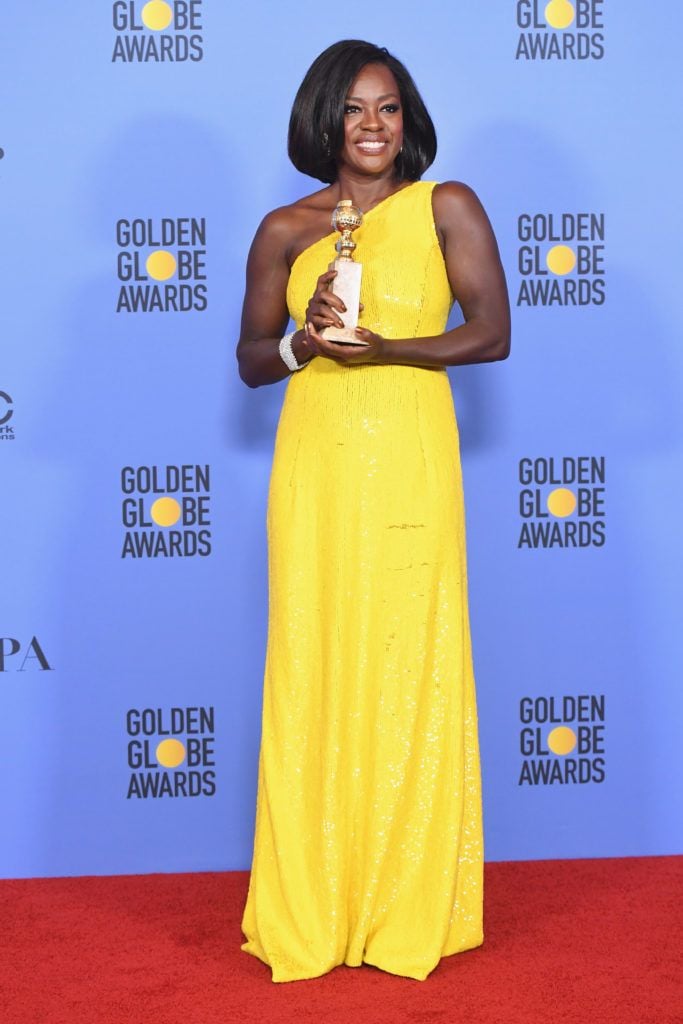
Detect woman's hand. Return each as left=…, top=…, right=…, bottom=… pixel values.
left=305, top=270, right=347, bottom=334
left=302, top=269, right=383, bottom=363
left=304, top=321, right=385, bottom=364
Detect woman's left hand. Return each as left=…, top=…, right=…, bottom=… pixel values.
left=304, top=322, right=385, bottom=364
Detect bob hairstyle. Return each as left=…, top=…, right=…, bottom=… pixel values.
left=288, top=40, right=437, bottom=185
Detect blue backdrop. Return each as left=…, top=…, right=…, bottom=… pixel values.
left=1, top=1, right=681, bottom=878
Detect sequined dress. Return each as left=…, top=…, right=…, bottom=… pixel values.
left=240, top=180, right=484, bottom=982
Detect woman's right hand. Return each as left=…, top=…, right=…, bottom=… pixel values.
left=304, top=270, right=346, bottom=334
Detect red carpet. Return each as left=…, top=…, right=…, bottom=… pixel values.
left=1, top=856, right=681, bottom=1024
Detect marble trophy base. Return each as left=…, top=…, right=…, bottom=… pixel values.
left=321, top=258, right=368, bottom=346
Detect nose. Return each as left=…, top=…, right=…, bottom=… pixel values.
left=360, top=107, right=382, bottom=131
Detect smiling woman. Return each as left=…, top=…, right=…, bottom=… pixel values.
left=237, top=39, right=510, bottom=984
left=286, top=43, right=435, bottom=186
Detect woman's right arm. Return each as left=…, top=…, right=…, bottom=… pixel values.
left=236, top=210, right=313, bottom=388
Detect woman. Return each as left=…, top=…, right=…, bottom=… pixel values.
left=237, top=40, right=510, bottom=983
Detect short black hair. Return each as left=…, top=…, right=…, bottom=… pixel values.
left=288, top=40, right=437, bottom=185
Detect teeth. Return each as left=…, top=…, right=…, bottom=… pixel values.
left=357, top=141, right=385, bottom=150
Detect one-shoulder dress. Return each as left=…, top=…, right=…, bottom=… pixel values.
left=240, top=180, right=484, bottom=982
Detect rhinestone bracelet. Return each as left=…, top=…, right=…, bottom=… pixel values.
left=278, top=331, right=305, bottom=372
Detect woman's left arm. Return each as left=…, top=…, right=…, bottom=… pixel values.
left=306, top=181, right=511, bottom=367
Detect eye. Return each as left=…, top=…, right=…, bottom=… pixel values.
left=381, top=103, right=400, bottom=113
left=344, top=104, right=361, bottom=115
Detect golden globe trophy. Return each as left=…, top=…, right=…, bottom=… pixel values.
left=321, top=200, right=368, bottom=345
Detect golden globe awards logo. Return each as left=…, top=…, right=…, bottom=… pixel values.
left=518, top=456, right=605, bottom=549
left=515, top=0, right=604, bottom=60
left=121, top=464, right=211, bottom=558
left=112, top=1, right=203, bottom=62
left=116, top=218, right=207, bottom=313
left=519, top=695, right=606, bottom=784
left=517, top=213, right=605, bottom=306
left=0, top=390, right=15, bottom=441
left=126, top=706, right=216, bottom=798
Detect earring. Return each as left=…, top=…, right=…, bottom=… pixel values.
left=322, top=131, right=331, bottom=158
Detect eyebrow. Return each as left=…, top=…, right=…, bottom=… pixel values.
left=345, top=93, right=400, bottom=103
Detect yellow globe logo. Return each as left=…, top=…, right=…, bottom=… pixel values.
left=545, top=0, right=575, bottom=29
left=142, top=1, right=173, bottom=31
left=548, top=726, right=577, bottom=755
left=151, top=497, right=181, bottom=527
left=546, top=245, right=576, bottom=275
left=146, top=250, right=177, bottom=281
left=547, top=488, right=576, bottom=518
left=156, top=739, right=186, bottom=768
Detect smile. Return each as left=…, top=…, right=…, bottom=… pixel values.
left=355, top=140, right=388, bottom=152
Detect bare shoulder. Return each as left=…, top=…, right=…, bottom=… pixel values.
left=251, top=186, right=335, bottom=259
left=253, top=204, right=297, bottom=246
left=258, top=187, right=334, bottom=232
left=432, top=180, right=489, bottom=229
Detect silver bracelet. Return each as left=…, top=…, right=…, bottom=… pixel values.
left=278, top=331, right=305, bottom=372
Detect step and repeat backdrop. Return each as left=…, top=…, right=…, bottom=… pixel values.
left=1, top=2, right=681, bottom=878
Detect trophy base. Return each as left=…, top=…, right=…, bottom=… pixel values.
left=321, top=326, right=370, bottom=346
left=321, top=258, right=367, bottom=345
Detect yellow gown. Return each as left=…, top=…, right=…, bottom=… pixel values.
left=240, top=180, right=484, bottom=982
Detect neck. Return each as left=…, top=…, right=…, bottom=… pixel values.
left=334, top=168, right=404, bottom=212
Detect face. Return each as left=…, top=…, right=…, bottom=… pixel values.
left=337, top=63, right=404, bottom=177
